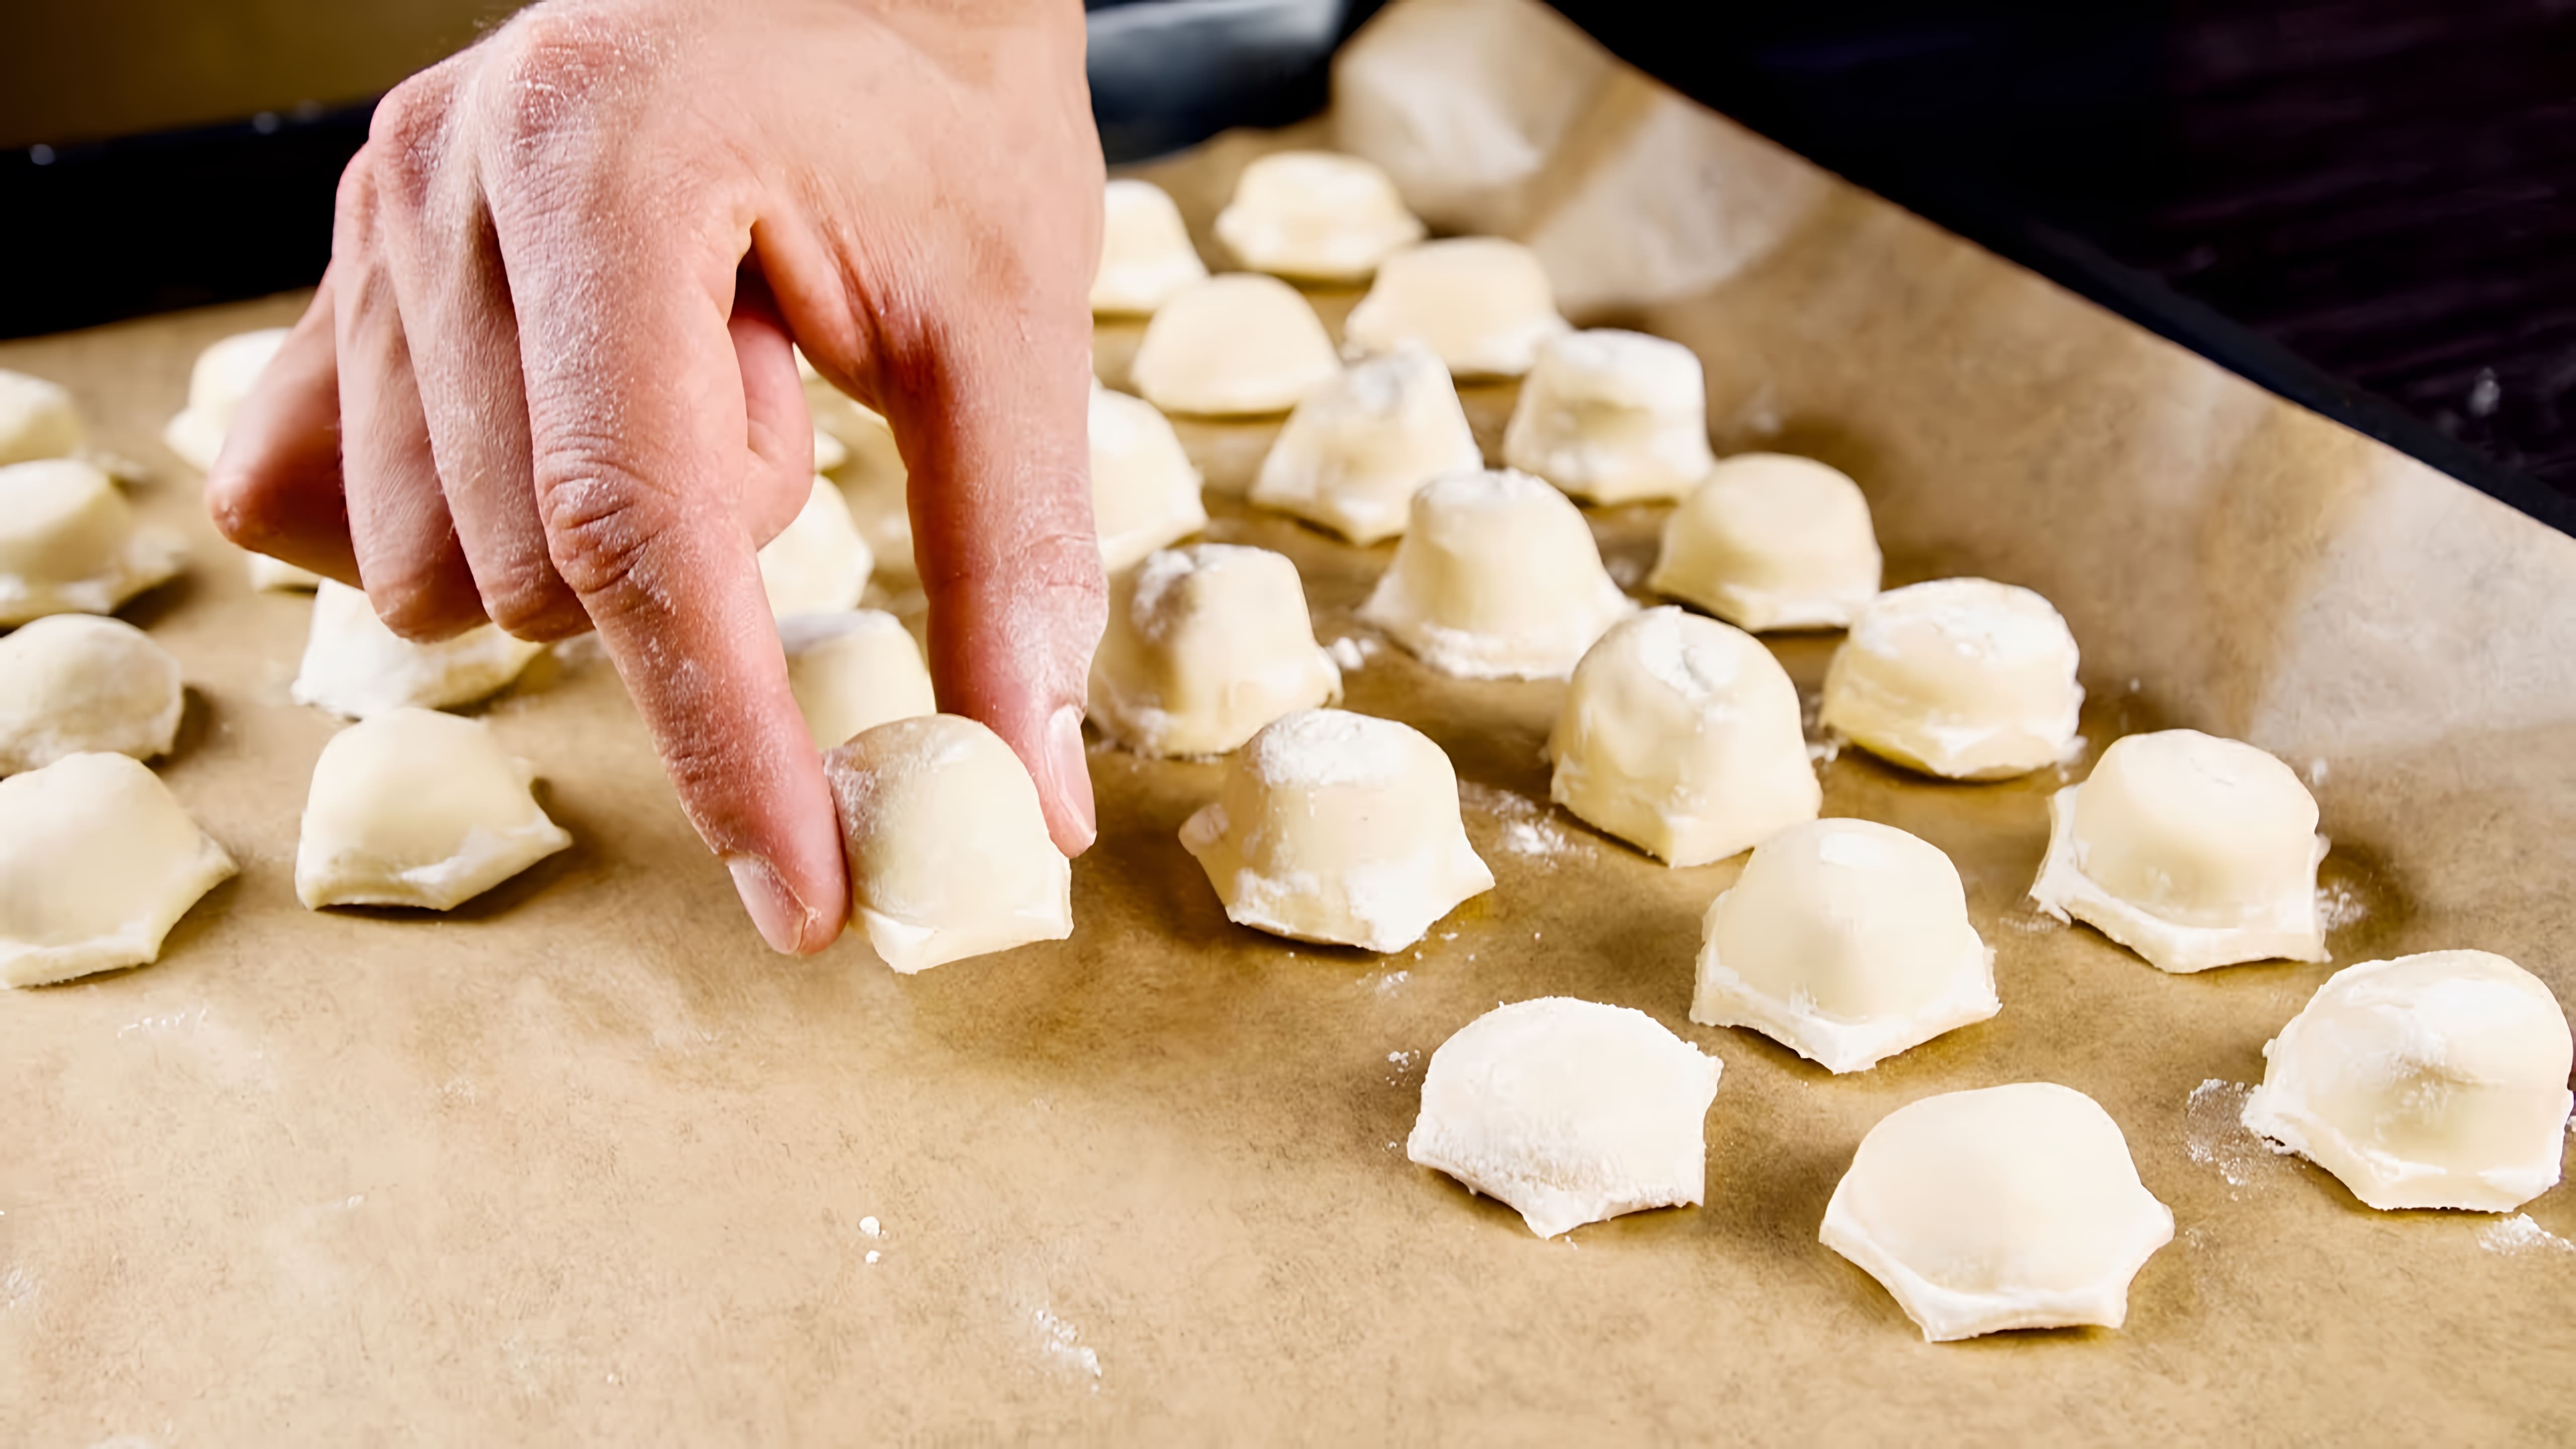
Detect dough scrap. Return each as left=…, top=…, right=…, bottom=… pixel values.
left=1407, top=996, right=1721, bottom=1239
left=295, top=707, right=573, bottom=911
left=780, top=609, right=936, bottom=750
left=1214, top=150, right=1425, bottom=283
left=1820, top=578, right=2084, bottom=779
left=1358, top=467, right=1634, bottom=679
left=1179, top=708, right=1492, bottom=953
left=1089, top=544, right=1341, bottom=757
left=1249, top=345, right=1482, bottom=544
left=1502, top=329, right=1715, bottom=504
left=2028, top=729, right=2328, bottom=973
left=0, top=752, right=236, bottom=987
left=291, top=579, right=545, bottom=720
left=1131, top=273, right=1341, bottom=417
left=1340, top=237, right=1567, bottom=379
left=0, top=615, right=184, bottom=776
left=758, top=475, right=874, bottom=617
left=0, top=368, right=84, bottom=466
left=2243, top=950, right=2572, bottom=1212
left=1092, top=178, right=1210, bottom=316
left=1091, top=383, right=1207, bottom=573
left=0, top=458, right=185, bottom=625
left=825, top=714, right=1073, bottom=974
left=1691, top=819, right=1998, bottom=1072
left=163, top=328, right=288, bottom=471
left=1650, top=452, right=1880, bottom=630
left=1822, top=1083, right=2174, bottom=1341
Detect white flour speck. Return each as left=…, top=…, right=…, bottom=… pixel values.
left=2307, top=757, right=2329, bottom=788
left=2315, top=883, right=2368, bottom=933
left=1461, top=783, right=1584, bottom=864
left=2, top=1265, right=37, bottom=1309
left=2478, top=1215, right=2576, bottom=1258
left=1372, top=970, right=1410, bottom=996
left=1806, top=735, right=1843, bottom=765
left=1606, top=555, right=1646, bottom=589
left=859, top=1216, right=881, bottom=1238
left=1995, top=908, right=2063, bottom=936
left=2184, top=1080, right=2291, bottom=1194
left=1033, top=1307, right=1103, bottom=1386
left=1327, top=635, right=1381, bottom=672
left=865, top=1250, right=882, bottom=1265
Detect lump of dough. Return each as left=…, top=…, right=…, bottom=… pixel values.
left=247, top=553, right=323, bottom=591
left=1691, top=819, right=1998, bottom=1073
left=1820, top=578, right=2083, bottom=780
left=1249, top=345, right=1482, bottom=544
left=0, top=752, right=235, bottom=987
left=1092, top=178, right=1210, bottom=316
left=1502, top=329, right=1715, bottom=504
left=780, top=610, right=936, bottom=750
left=1340, top=237, right=1567, bottom=379
left=1089, top=544, right=1341, bottom=758
left=2242, top=950, right=2572, bottom=1212
left=758, top=475, right=873, bottom=617
left=825, top=713, right=1074, bottom=974
left=163, top=328, right=288, bottom=471
left=1179, top=708, right=1492, bottom=953
left=2028, top=729, right=2327, bottom=974
left=0, top=616, right=184, bottom=776
left=294, top=707, right=572, bottom=911
left=1822, top=1083, right=2174, bottom=1341
left=813, top=397, right=916, bottom=587
left=1213, top=150, right=1425, bottom=283
left=1358, top=467, right=1634, bottom=679
left=291, top=579, right=545, bottom=720
left=1650, top=453, right=1881, bottom=630
left=0, top=458, right=185, bottom=626
left=1091, top=383, right=1206, bottom=573
left=1407, top=996, right=1721, bottom=1239
left=1130, top=274, right=1341, bottom=417
left=0, top=368, right=84, bottom=466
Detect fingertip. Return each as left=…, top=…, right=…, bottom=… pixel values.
left=1037, top=702, right=1097, bottom=857
left=727, top=850, right=845, bottom=956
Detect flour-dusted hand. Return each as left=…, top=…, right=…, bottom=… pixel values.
left=205, top=0, right=1108, bottom=953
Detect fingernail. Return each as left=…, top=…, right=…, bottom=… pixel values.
left=726, top=853, right=816, bottom=955
left=1044, top=704, right=1097, bottom=856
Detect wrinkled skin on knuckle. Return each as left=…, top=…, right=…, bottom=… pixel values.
left=535, top=455, right=679, bottom=620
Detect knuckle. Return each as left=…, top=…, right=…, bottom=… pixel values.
left=535, top=454, right=675, bottom=608
left=479, top=9, right=641, bottom=172
left=365, top=73, right=453, bottom=201
left=479, top=570, right=588, bottom=642
left=366, top=577, right=484, bottom=643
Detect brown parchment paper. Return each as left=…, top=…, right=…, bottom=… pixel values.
left=6, top=14, right=2574, bottom=1445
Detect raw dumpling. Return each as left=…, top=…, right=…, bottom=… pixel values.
left=0, top=368, right=84, bottom=466
left=1820, top=578, right=2084, bottom=780
left=1649, top=453, right=1880, bottom=630
left=0, top=752, right=235, bottom=987
left=812, top=396, right=916, bottom=587
left=1091, top=384, right=1207, bottom=573
left=1502, top=329, right=1715, bottom=504
left=1089, top=544, right=1341, bottom=757
left=780, top=610, right=937, bottom=750
left=1822, top=1083, right=2174, bottom=1342
left=1407, top=997, right=1721, bottom=1239
left=2028, top=729, right=2328, bottom=973
left=1213, top=150, right=1424, bottom=283
left=1548, top=607, right=1816, bottom=865
left=291, top=579, right=545, bottom=720
left=1358, top=467, right=1634, bottom=679
left=758, top=475, right=873, bottom=617
left=0, top=458, right=185, bottom=625
left=1130, top=274, right=1341, bottom=417
left=1092, top=178, right=1210, bottom=316
left=0, top=615, right=184, bottom=776
left=1179, top=708, right=1492, bottom=953
left=294, top=707, right=573, bottom=911
left=824, top=713, right=1073, bottom=974
left=1339, top=237, right=1567, bottom=379
left=247, top=553, right=323, bottom=591
left=1249, top=345, right=1482, bottom=544
left=1691, top=819, right=1998, bottom=1073
left=163, top=328, right=288, bottom=471
left=2242, top=950, right=2572, bottom=1212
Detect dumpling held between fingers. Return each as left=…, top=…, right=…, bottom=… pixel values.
left=0, top=752, right=236, bottom=988
left=1089, top=544, right=1340, bottom=758
left=1090, top=383, right=1206, bottom=573
left=1649, top=453, right=1881, bottom=631
left=757, top=476, right=873, bottom=617
left=1130, top=274, right=1341, bottom=417
left=1502, top=329, right=1717, bottom=505
left=1819, top=578, right=2084, bottom=780
left=0, top=458, right=185, bottom=626
left=295, top=707, right=573, bottom=911
left=0, top=368, right=84, bottom=466
left=292, top=580, right=546, bottom=720
left=1249, top=345, right=1482, bottom=545
left=780, top=610, right=936, bottom=751
left=164, top=328, right=289, bottom=471
left=1358, top=467, right=1634, bottom=680
left=0, top=615, right=184, bottom=777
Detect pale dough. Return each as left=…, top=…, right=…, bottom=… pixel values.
left=1358, top=467, right=1634, bottom=679
left=294, top=707, right=573, bottom=911
left=163, top=327, right=288, bottom=472
left=0, top=615, right=184, bottom=776
left=1130, top=274, right=1342, bottom=417
left=1407, top=996, right=1721, bottom=1239
left=0, top=458, right=185, bottom=625
left=0, top=368, right=84, bottom=466
left=1249, top=345, right=1482, bottom=544
left=247, top=553, right=323, bottom=591
left=1821, top=1083, right=2174, bottom=1341
left=1339, top=237, right=1567, bottom=379
left=1089, top=543, right=1341, bottom=758
left=1691, top=819, right=1998, bottom=1073
left=291, top=579, right=546, bottom=720
left=2242, top=950, right=2572, bottom=1213
left=1649, top=452, right=1881, bottom=630
left=1820, top=578, right=2084, bottom=779
left=811, top=395, right=916, bottom=587
left=758, top=475, right=874, bottom=617
left=0, top=752, right=236, bottom=987
left=1501, top=328, right=1715, bottom=504
left=1547, top=606, right=1817, bottom=866
left=1213, top=150, right=1425, bottom=283
left=780, top=610, right=937, bottom=751
left=1091, top=383, right=1208, bottom=573
left=1092, top=178, right=1210, bottom=316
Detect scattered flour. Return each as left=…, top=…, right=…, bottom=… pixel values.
left=1326, top=634, right=1381, bottom=673
left=1033, top=1307, right=1103, bottom=1387
left=1459, top=782, right=1584, bottom=864
left=858, top=1216, right=882, bottom=1238
left=2307, top=757, right=2329, bottom=788
left=1372, top=970, right=1410, bottom=997
left=2314, top=882, right=2369, bottom=933
left=1605, top=554, right=1646, bottom=589
left=2477, top=1215, right=2576, bottom=1259
left=864, top=1250, right=881, bottom=1265
left=2184, top=1079, right=2292, bottom=1194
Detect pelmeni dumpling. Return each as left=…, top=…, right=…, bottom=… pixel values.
left=0, top=369, right=84, bottom=466
left=2029, top=730, right=2328, bottom=973
left=0, top=616, right=184, bottom=776
left=163, top=328, right=288, bottom=471
left=1214, top=150, right=1424, bottom=283
left=1091, top=384, right=1206, bottom=572
left=1249, top=345, right=1481, bottom=544
left=0, top=752, right=235, bottom=987
left=1131, top=274, right=1341, bottom=417
left=1691, top=820, right=1998, bottom=1073
left=1408, top=997, right=1722, bottom=1239
left=1822, top=1084, right=2175, bottom=1342
left=294, top=707, right=572, bottom=911
left=779, top=610, right=937, bottom=750
left=1358, top=468, right=1634, bottom=679
left=247, top=553, right=323, bottom=591
left=1092, top=178, right=1210, bottom=316
left=1820, top=579, right=2084, bottom=779
left=1090, top=544, right=1340, bottom=757
left=0, top=458, right=185, bottom=625
left=813, top=397, right=916, bottom=586
left=758, top=476, right=873, bottom=617
left=2242, top=951, right=2572, bottom=1212
left=1340, top=237, right=1567, bottom=379
left=1502, top=329, right=1716, bottom=504
left=292, top=579, right=545, bottom=720
left=1548, top=608, right=1816, bottom=866
left=1179, top=708, right=1492, bottom=953
left=1650, top=453, right=1881, bottom=630
left=825, top=714, right=1073, bottom=974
